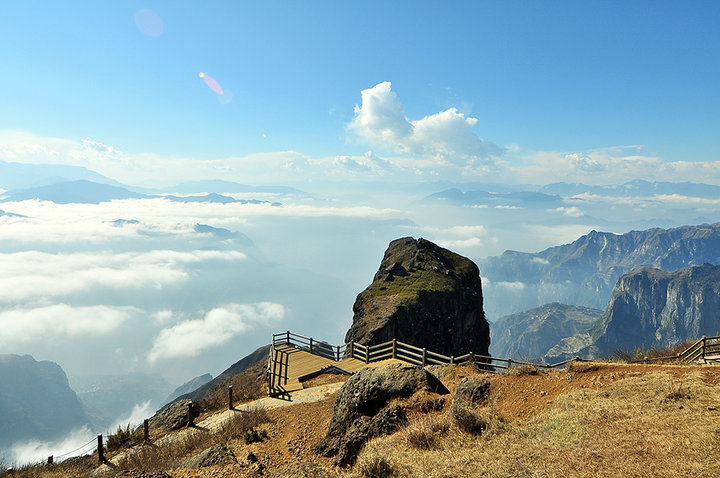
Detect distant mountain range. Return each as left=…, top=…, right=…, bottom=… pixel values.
left=0, top=180, right=283, bottom=206
left=545, top=263, right=720, bottom=361
left=489, top=303, right=603, bottom=359
left=168, top=180, right=306, bottom=196
left=480, top=223, right=720, bottom=321
left=539, top=179, right=720, bottom=199
left=0, top=355, right=89, bottom=449
left=0, top=159, right=122, bottom=190
left=69, top=373, right=172, bottom=430
left=423, top=188, right=563, bottom=208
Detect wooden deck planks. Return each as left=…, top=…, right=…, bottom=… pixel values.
left=270, top=345, right=407, bottom=393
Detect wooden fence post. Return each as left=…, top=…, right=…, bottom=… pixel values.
left=392, top=339, right=397, bottom=358
left=310, top=337, right=314, bottom=354
left=97, top=434, right=104, bottom=463
left=187, top=401, right=194, bottom=427
left=48, top=456, right=53, bottom=465
left=350, top=341, right=354, bottom=359
left=508, top=359, right=513, bottom=369
left=228, top=386, right=233, bottom=410
left=450, top=356, right=455, bottom=365
left=336, top=345, right=340, bottom=361
left=422, top=348, right=427, bottom=366
left=144, top=419, right=149, bottom=442
left=286, top=330, right=290, bottom=345
left=470, top=352, right=475, bottom=365
left=366, top=345, right=370, bottom=364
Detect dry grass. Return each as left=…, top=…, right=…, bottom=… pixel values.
left=399, top=414, right=450, bottom=450
left=352, top=450, right=401, bottom=478
left=353, top=368, right=720, bottom=477
left=113, top=406, right=269, bottom=473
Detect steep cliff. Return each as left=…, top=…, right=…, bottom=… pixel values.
left=345, top=237, right=489, bottom=357
left=0, top=355, right=90, bottom=448
left=546, top=264, right=720, bottom=360
left=480, top=223, right=720, bottom=320
left=490, top=303, right=603, bottom=360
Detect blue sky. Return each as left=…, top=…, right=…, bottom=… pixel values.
left=1, top=1, right=719, bottom=185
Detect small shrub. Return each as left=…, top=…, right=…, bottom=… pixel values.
left=354, top=452, right=398, bottom=478
left=106, top=424, right=140, bottom=451
left=243, top=427, right=268, bottom=444
left=665, top=381, right=691, bottom=402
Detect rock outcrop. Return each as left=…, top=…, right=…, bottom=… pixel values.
left=314, top=363, right=448, bottom=466
left=548, top=263, right=720, bottom=360
left=345, top=237, right=489, bottom=358
left=0, top=354, right=90, bottom=448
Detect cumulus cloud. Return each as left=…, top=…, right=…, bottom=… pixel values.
left=549, top=206, right=584, bottom=217
left=147, top=302, right=285, bottom=362
left=349, top=82, right=502, bottom=167
left=0, top=304, right=135, bottom=346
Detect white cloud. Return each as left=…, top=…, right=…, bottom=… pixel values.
left=348, top=82, right=502, bottom=167
left=532, top=257, right=550, bottom=265
left=0, top=305, right=135, bottom=346
left=147, top=302, right=285, bottom=362
left=495, top=281, right=527, bottom=290
left=549, top=206, right=584, bottom=217
left=7, top=426, right=94, bottom=465
left=110, top=400, right=153, bottom=431
left=0, top=250, right=246, bottom=303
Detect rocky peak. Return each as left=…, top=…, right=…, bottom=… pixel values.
left=344, top=237, right=489, bottom=357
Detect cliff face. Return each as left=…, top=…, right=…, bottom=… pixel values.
left=345, top=237, right=489, bottom=357
left=545, top=264, right=720, bottom=360
left=589, top=264, right=720, bottom=354
left=0, top=354, right=89, bottom=448
left=489, top=303, right=603, bottom=360
left=479, top=223, right=720, bottom=321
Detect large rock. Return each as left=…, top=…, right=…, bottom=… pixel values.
left=147, top=400, right=200, bottom=431
left=548, top=263, right=720, bottom=360
left=314, top=363, right=448, bottom=466
left=345, top=237, right=489, bottom=358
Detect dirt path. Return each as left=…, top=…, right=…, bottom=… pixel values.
left=92, top=382, right=346, bottom=476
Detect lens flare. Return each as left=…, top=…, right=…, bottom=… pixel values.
left=198, top=72, right=223, bottom=95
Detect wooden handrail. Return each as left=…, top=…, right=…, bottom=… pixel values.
left=270, top=330, right=710, bottom=396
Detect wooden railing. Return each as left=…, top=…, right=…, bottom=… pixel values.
left=267, top=331, right=581, bottom=396
left=630, top=335, right=720, bottom=364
